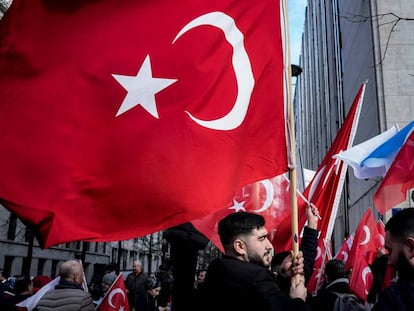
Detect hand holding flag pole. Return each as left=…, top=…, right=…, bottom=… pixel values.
left=280, top=0, right=300, bottom=285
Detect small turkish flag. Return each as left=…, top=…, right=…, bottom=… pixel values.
left=98, top=274, right=130, bottom=311
left=346, top=208, right=380, bottom=270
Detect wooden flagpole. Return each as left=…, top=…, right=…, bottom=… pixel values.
left=281, top=0, right=300, bottom=274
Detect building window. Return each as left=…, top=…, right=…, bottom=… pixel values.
left=112, top=248, right=118, bottom=263
left=122, top=250, right=128, bottom=270
left=7, top=213, right=17, bottom=240
left=37, top=258, right=46, bottom=275
left=51, top=260, right=59, bottom=279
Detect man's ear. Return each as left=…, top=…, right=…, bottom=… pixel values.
left=406, top=237, right=414, bottom=254
left=233, top=239, right=247, bottom=255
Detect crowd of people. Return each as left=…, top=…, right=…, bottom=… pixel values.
left=1, top=207, right=414, bottom=311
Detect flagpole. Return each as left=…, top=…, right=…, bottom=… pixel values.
left=281, top=0, right=300, bottom=280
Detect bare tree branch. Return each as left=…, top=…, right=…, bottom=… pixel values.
left=339, top=11, right=414, bottom=65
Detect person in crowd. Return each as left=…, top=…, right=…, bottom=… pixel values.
left=125, top=260, right=148, bottom=310
left=93, top=271, right=117, bottom=307
left=90, top=262, right=119, bottom=302
left=366, top=250, right=394, bottom=305
left=0, top=269, right=7, bottom=293
left=193, top=268, right=207, bottom=303
left=307, top=259, right=351, bottom=310
left=165, top=222, right=209, bottom=311
left=34, top=259, right=95, bottom=311
left=32, top=275, right=52, bottom=294
left=104, top=262, right=119, bottom=275
left=0, top=274, right=33, bottom=311
left=272, top=203, right=320, bottom=293
left=135, top=277, right=168, bottom=311
left=155, top=263, right=173, bottom=310
left=194, top=269, right=207, bottom=290
left=199, top=211, right=309, bottom=311
left=372, top=208, right=414, bottom=310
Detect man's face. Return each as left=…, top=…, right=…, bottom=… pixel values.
left=197, top=271, right=206, bottom=283
left=243, top=227, right=273, bottom=268
left=133, top=263, right=142, bottom=274
left=385, top=231, right=414, bottom=275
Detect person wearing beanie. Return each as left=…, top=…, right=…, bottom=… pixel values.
left=93, top=272, right=117, bottom=307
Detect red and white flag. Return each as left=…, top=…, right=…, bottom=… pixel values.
left=97, top=274, right=130, bottom=311
left=0, top=0, right=288, bottom=247
left=307, top=238, right=332, bottom=295
left=348, top=247, right=373, bottom=302
left=334, top=235, right=353, bottom=264
left=273, top=82, right=366, bottom=252
left=374, top=129, right=414, bottom=214
left=346, top=208, right=381, bottom=270
left=192, top=173, right=291, bottom=252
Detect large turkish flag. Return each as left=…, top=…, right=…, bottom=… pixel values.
left=0, top=0, right=287, bottom=247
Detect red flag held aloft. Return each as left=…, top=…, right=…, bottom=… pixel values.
left=273, top=83, right=366, bottom=252
left=374, top=129, right=414, bottom=214
left=0, top=0, right=287, bottom=247
left=345, top=208, right=380, bottom=271
left=98, top=274, right=130, bottom=311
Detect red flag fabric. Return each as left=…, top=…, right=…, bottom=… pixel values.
left=0, top=0, right=288, bottom=247
left=334, top=235, right=353, bottom=264
left=307, top=238, right=332, bottom=294
left=98, top=274, right=130, bottom=311
left=374, top=129, right=414, bottom=214
left=346, top=208, right=380, bottom=270
left=348, top=247, right=373, bottom=301
left=192, top=174, right=291, bottom=252
left=273, top=83, right=366, bottom=252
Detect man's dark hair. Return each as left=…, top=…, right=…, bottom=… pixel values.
left=105, top=262, right=119, bottom=274
left=13, top=275, right=32, bottom=294
left=218, top=212, right=265, bottom=247
left=325, top=259, right=346, bottom=281
left=385, top=208, right=414, bottom=240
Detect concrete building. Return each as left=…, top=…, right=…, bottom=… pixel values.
left=295, top=0, right=414, bottom=251
left=0, top=204, right=167, bottom=282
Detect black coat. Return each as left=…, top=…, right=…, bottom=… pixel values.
left=372, top=277, right=414, bottom=311
left=308, top=277, right=350, bottom=311
left=200, top=256, right=309, bottom=311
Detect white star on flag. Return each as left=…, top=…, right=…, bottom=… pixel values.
left=112, top=54, right=177, bottom=117
left=229, top=199, right=246, bottom=212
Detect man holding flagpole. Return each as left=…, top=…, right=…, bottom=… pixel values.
left=199, top=212, right=310, bottom=311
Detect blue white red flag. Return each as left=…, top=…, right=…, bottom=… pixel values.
left=333, top=126, right=398, bottom=179
left=374, top=129, right=414, bottom=214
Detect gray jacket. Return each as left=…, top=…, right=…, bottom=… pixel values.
left=34, top=279, right=95, bottom=311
